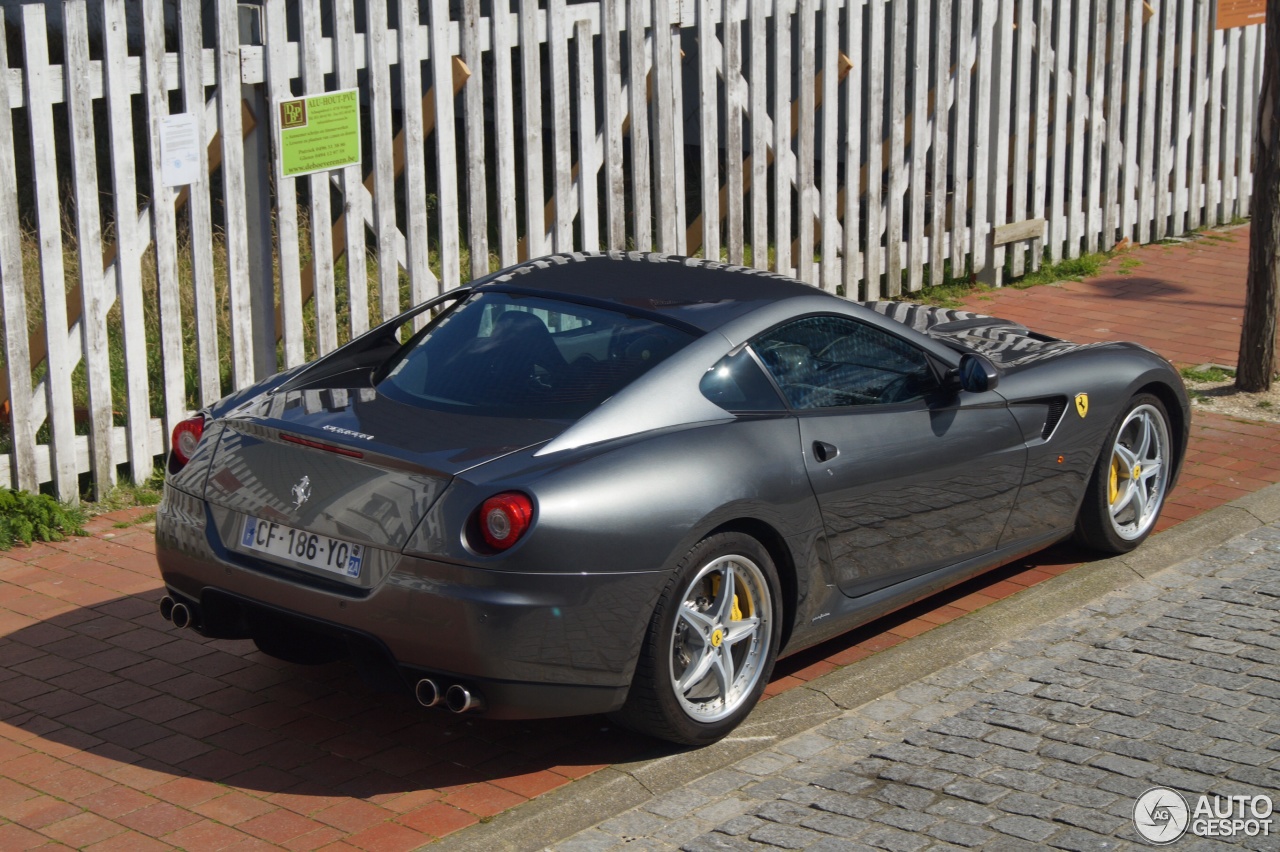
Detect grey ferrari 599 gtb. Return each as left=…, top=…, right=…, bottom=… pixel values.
left=156, top=253, right=1188, bottom=745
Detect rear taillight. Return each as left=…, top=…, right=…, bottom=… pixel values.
left=171, top=416, right=205, bottom=468
left=477, top=492, right=534, bottom=551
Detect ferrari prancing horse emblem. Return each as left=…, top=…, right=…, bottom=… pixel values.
left=291, top=475, right=312, bottom=509
left=1075, top=393, right=1089, bottom=418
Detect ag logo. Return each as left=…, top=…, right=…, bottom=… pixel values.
left=1134, top=786, right=1189, bottom=844
left=290, top=475, right=312, bottom=510
left=1075, top=392, right=1089, bottom=418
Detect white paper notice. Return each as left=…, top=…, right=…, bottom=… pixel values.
left=160, top=113, right=200, bottom=187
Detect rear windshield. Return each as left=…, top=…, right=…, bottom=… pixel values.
left=377, top=292, right=696, bottom=418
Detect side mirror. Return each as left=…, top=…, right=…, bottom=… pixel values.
left=955, top=353, right=1000, bottom=394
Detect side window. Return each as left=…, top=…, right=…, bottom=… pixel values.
left=751, top=315, right=937, bottom=410
left=700, top=348, right=786, bottom=412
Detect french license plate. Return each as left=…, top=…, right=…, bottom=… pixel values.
left=239, top=516, right=364, bottom=578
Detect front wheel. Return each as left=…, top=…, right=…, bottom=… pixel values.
left=1075, top=394, right=1173, bottom=553
left=612, top=532, right=782, bottom=746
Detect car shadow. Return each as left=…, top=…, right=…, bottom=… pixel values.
left=1, top=595, right=679, bottom=799
left=4, top=541, right=1092, bottom=800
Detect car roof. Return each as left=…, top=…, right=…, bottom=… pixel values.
left=473, top=252, right=836, bottom=333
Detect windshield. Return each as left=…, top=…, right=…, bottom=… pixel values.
left=377, top=292, right=696, bottom=419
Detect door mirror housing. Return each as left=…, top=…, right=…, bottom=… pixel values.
left=952, top=353, right=1000, bottom=394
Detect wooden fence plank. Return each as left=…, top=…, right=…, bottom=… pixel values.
left=217, top=0, right=254, bottom=387
left=492, top=7, right=521, bottom=264
left=399, top=0, right=432, bottom=310
left=366, top=0, right=399, bottom=319
left=1029, top=0, right=1051, bottom=268
left=951, top=0, right=973, bottom=270
left=628, top=0, right=653, bottom=251
left=143, top=0, right=187, bottom=441
left=264, top=1, right=304, bottom=367
left=301, top=0, right=336, bottom=355
left=932, top=0, right=953, bottom=282
left=1153, top=0, right=1175, bottom=239
left=1047, top=0, right=1069, bottom=259
left=698, top=0, right=720, bottom=261
left=1083, top=0, right=1104, bottom=254
left=603, top=0, right=628, bottom=251
left=906, top=0, right=929, bottom=291
left=970, top=0, right=994, bottom=274
left=865, top=0, right=885, bottom=297
left=1007, top=0, right=1031, bottom=273
left=575, top=19, right=600, bottom=250
left=1121, top=0, right=1143, bottom=239
left=820, top=0, right=841, bottom=289
left=1235, top=25, right=1256, bottom=218
left=180, top=0, right=221, bottom=397
left=884, top=0, right=907, bottom=293
left=0, top=15, right=36, bottom=491
left=796, top=0, right=816, bottom=285
left=65, top=1, right=114, bottom=496
left=23, top=5, right=78, bottom=498
left=429, top=0, right=460, bottom=285
left=981, top=0, right=1013, bottom=285
left=549, top=0, right=574, bottom=252
left=749, top=0, right=768, bottom=269
left=1171, top=0, right=1191, bottom=234
left=463, top=0, right=490, bottom=278
left=1067, top=0, right=1087, bottom=255
left=1101, top=0, right=1124, bottom=250
left=1187, top=0, right=1208, bottom=229
left=724, top=4, right=744, bottom=265
left=1222, top=27, right=1239, bottom=223
left=102, top=0, right=152, bottom=481
left=1138, top=0, right=1158, bottom=240
left=652, top=0, right=678, bottom=253
left=334, top=0, right=369, bottom=336
left=842, top=0, right=862, bottom=291
left=520, top=7, right=548, bottom=259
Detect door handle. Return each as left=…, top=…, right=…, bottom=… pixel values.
left=812, top=441, right=839, bottom=462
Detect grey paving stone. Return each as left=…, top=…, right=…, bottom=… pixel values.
left=989, top=815, right=1059, bottom=843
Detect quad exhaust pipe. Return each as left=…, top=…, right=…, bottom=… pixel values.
left=445, top=684, right=484, bottom=714
left=158, top=595, right=193, bottom=630
left=415, top=678, right=484, bottom=714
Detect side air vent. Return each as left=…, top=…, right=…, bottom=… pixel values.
left=1042, top=397, right=1068, bottom=440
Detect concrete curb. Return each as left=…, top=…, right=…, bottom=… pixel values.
left=428, top=482, right=1280, bottom=852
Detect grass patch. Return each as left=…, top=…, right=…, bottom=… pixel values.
left=0, top=489, right=87, bottom=549
left=82, top=467, right=165, bottom=517
left=1117, top=257, right=1142, bottom=275
left=1180, top=365, right=1235, bottom=383
left=1010, top=253, right=1107, bottom=289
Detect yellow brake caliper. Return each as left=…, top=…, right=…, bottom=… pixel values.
left=1109, top=455, right=1121, bottom=505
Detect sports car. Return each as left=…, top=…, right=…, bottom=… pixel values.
left=155, top=253, right=1188, bottom=745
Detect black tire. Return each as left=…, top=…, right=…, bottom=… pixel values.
left=611, top=532, right=782, bottom=746
left=1075, top=393, right=1173, bottom=554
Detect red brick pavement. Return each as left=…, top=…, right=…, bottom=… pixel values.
left=2, top=226, right=1279, bottom=848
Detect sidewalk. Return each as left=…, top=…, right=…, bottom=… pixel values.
left=1, top=227, right=1279, bottom=851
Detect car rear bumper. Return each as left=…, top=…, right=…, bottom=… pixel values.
left=155, top=483, right=663, bottom=719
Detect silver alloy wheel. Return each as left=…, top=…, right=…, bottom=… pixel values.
left=1107, top=403, right=1170, bottom=541
left=669, top=554, right=772, bottom=723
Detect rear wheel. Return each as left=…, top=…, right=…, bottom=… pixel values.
left=612, top=532, right=781, bottom=746
left=1076, top=394, right=1172, bottom=553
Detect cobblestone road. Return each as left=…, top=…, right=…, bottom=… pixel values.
left=554, top=521, right=1280, bottom=851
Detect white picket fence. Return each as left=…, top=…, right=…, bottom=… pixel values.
left=0, top=0, right=1266, bottom=500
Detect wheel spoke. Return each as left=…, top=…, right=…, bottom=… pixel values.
left=1135, top=413, right=1153, bottom=459
left=677, top=642, right=714, bottom=692
left=710, top=643, right=735, bottom=700
left=1113, top=443, right=1138, bottom=472
left=724, top=616, right=760, bottom=647
left=678, top=603, right=714, bottom=636
left=1111, top=479, right=1137, bottom=517
left=712, top=566, right=737, bottom=623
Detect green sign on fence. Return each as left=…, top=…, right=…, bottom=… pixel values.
left=277, top=88, right=361, bottom=178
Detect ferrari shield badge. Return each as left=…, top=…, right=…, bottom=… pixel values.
left=1075, top=393, right=1089, bottom=418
